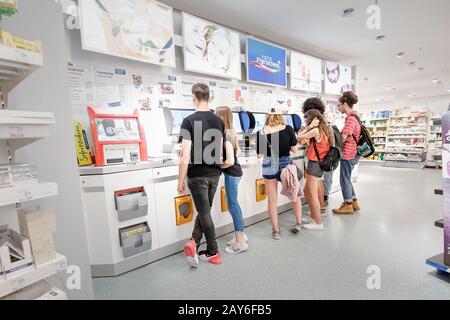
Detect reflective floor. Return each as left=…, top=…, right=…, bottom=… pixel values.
left=93, top=166, right=450, bottom=300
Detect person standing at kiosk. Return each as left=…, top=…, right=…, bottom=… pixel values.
left=178, top=83, right=225, bottom=267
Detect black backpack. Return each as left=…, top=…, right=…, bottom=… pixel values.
left=349, top=114, right=375, bottom=158
left=330, top=125, right=344, bottom=158
left=312, top=136, right=341, bottom=172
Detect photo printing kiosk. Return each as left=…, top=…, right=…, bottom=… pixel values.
left=79, top=107, right=306, bottom=277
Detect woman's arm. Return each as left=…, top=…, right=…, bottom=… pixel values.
left=297, top=128, right=320, bottom=141
left=221, top=140, right=235, bottom=169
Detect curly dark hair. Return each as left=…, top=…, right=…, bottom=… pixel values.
left=302, top=97, right=326, bottom=115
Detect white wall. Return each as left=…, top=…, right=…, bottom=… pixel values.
left=1, top=0, right=94, bottom=299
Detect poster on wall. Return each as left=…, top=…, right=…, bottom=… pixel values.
left=290, top=51, right=322, bottom=93
left=246, top=37, right=287, bottom=88
left=183, top=13, right=242, bottom=80
left=130, top=73, right=180, bottom=110
left=79, top=0, right=176, bottom=67
left=324, top=62, right=353, bottom=95
left=67, top=63, right=97, bottom=109
left=95, top=67, right=130, bottom=108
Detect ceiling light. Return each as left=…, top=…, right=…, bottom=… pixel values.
left=432, top=79, right=442, bottom=84
left=364, top=77, right=369, bottom=81
left=447, top=89, right=450, bottom=93
left=342, top=8, right=354, bottom=17
left=396, top=52, right=405, bottom=59
left=375, top=35, right=386, bottom=42
left=417, top=67, right=424, bottom=72
left=409, top=62, right=416, bottom=67
left=385, top=85, right=392, bottom=90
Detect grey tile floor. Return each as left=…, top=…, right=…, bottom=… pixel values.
left=93, top=166, right=450, bottom=300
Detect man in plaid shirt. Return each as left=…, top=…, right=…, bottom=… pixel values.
left=333, top=92, right=362, bottom=215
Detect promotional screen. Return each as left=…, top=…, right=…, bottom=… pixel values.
left=95, top=118, right=140, bottom=142
left=324, top=62, right=353, bottom=95
left=290, top=51, right=323, bottom=93
left=246, top=37, right=287, bottom=87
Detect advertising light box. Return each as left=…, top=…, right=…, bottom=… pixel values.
left=324, top=62, right=353, bottom=95
left=246, top=37, right=287, bottom=87
left=290, top=51, right=323, bottom=93
left=79, top=0, right=176, bottom=67
left=183, top=13, right=242, bottom=80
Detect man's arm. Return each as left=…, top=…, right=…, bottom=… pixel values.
left=178, top=139, right=192, bottom=195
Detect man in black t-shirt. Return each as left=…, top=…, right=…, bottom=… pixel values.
left=178, top=83, right=225, bottom=268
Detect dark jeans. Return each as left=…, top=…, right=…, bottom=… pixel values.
left=188, top=176, right=220, bottom=254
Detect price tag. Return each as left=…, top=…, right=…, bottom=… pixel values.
left=55, top=261, right=67, bottom=272
left=8, top=126, right=24, bottom=138
left=18, top=189, right=33, bottom=202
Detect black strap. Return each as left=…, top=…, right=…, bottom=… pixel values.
left=349, top=113, right=362, bottom=144
left=312, top=138, right=321, bottom=162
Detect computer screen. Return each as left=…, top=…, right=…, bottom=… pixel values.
left=171, top=109, right=195, bottom=136
left=284, top=115, right=294, bottom=128
left=253, top=113, right=267, bottom=133
left=232, top=112, right=243, bottom=134
left=95, top=118, right=140, bottom=142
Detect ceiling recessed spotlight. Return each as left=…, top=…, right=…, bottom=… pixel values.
left=342, top=8, right=354, bottom=18
left=447, top=89, right=450, bottom=93
left=385, top=85, right=392, bottom=90
left=409, top=62, right=416, bottom=67
left=417, top=67, right=424, bottom=72
left=396, top=52, right=405, bottom=59
left=375, top=35, right=386, bottom=42
left=432, top=79, right=442, bottom=84
left=364, top=77, right=369, bottom=81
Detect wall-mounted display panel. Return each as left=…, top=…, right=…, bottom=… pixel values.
left=79, top=0, right=176, bottom=67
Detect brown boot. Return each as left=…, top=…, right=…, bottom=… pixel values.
left=333, top=202, right=354, bottom=215
left=353, top=200, right=360, bottom=211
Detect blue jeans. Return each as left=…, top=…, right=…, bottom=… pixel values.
left=323, top=170, right=334, bottom=197
left=262, top=156, right=292, bottom=181
left=340, top=157, right=360, bottom=202
left=224, top=174, right=245, bottom=233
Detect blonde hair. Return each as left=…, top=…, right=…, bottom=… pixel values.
left=215, top=106, right=238, bottom=150
left=265, top=109, right=285, bottom=127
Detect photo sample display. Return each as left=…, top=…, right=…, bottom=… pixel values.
left=79, top=0, right=176, bottom=67
left=290, top=51, right=322, bottom=93
left=183, top=13, right=242, bottom=80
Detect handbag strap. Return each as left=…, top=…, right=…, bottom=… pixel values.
left=312, top=138, right=322, bottom=162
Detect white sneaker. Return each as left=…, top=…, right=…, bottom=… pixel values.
left=225, top=241, right=248, bottom=255
left=302, top=221, right=324, bottom=231
left=302, top=216, right=313, bottom=224
left=227, top=233, right=249, bottom=246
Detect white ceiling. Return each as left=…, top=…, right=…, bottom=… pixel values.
left=160, top=0, right=450, bottom=105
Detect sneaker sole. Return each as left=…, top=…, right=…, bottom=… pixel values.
left=225, top=247, right=248, bottom=255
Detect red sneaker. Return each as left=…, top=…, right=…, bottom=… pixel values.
left=199, top=251, right=222, bottom=265
left=184, top=239, right=198, bottom=268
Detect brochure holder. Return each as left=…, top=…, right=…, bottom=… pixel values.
left=221, top=187, right=228, bottom=212
left=255, top=179, right=267, bottom=202
left=174, top=195, right=194, bottom=226
left=114, top=187, right=148, bottom=222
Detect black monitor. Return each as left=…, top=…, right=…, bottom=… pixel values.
left=169, top=108, right=196, bottom=136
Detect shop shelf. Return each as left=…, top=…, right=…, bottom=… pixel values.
left=0, top=182, right=58, bottom=207
left=0, top=254, right=67, bottom=298
left=435, top=219, right=443, bottom=228
left=0, top=110, right=55, bottom=152
left=426, top=254, right=449, bottom=275
left=0, top=44, right=43, bottom=93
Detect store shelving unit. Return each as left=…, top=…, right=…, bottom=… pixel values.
left=0, top=44, right=67, bottom=299
left=426, top=117, right=442, bottom=168
left=384, top=111, right=428, bottom=169
left=360, top=111, right=390, bottom=164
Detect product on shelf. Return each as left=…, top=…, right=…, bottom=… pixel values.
left=0, top=225, right=34, bottom=280
left=0, top=0, right=17, bottom=17
left=18, top=208, right=56, bottom=266
left=0, top=29, right=42, bottom=53
left=0, top=166, right=12, bottom=188
left=0, top=163, right=37, bottom=187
